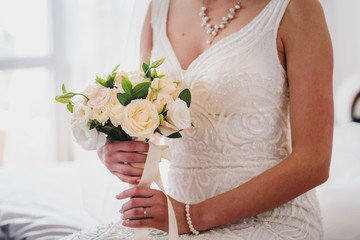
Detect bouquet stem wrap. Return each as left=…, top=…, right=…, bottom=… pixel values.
left=132, top=142, right=179, bottom=240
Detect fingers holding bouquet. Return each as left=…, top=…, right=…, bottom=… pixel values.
left=117, top=187, right=189, bottom=234
left=98, top=140, right=149, bottom=184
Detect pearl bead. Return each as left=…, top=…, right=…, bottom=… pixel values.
left=199, top=2, right=242, bottom=45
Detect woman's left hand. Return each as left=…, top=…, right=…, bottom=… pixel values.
left=116, top=186, right=189, bottom=234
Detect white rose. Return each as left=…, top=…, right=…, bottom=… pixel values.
left=151, top=77, right=178, bottom=97
left=121, top=99, right=159, bottom=139
left=92, top=106, right=109, bottom=124
left=153, top=93, right=175, bottom=113
left=158, top=120, right=179, bottom=136
left=128, top=70, right=146, bottom=86
left=108, top=89, right=125, bottom=126
left=83, top=84, right=99, bottom=99
left=87, top=85, right=111, bottom=108
left=167, top=98, right=191, bottom=130
left=71, top=120, right=106, bottom=150
left=72, top=103, right=93, bottom=123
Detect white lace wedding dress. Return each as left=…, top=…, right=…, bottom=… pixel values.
left=63, top=0, right=323, bottom=239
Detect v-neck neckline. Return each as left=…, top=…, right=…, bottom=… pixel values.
left=163, top=0, right=274, bottom=73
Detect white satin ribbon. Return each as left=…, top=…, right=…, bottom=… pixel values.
left=133, top=142, right=179, bottom=240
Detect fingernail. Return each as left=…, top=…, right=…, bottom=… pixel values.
left=121, top=214, right=125, bottom=220
left=136, top=179, right=141, bottom=183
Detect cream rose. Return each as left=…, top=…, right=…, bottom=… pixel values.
left=151, top=76, right=178, bottom=98
left=72, top=103, right=93, bottom=123
left=71, top=120, right=106, bottom=150
left=86, top=85, right=111, bottom=109
left=128, top=70, right=146, bottom=86
left=167, top=98, right=191, bottom=130
left=92, top=106, right=109, bottom=124
left=120, top=99, right=159, bottom=139
left=108, top=89, right=124, bottom=126
left=153, top=93, right=175, bottom=113
left=158, top=120, right=180, bottom=136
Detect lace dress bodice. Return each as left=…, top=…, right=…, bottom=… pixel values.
left=63, top=0, right=324, bottom=239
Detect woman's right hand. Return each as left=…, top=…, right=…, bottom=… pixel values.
left=97, top=140, right=149, bottom=184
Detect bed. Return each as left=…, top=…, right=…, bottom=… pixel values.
left=1, top=123, right=360, bottom=240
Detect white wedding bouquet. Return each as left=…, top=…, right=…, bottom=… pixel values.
left=55, top=58, right=192, bottom=150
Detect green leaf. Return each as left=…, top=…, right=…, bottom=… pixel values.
left=111, top=71, right=117, bottom=79
left=142, top=62, right=149, bottom=74
left=159, top=114, right=164, bottom=124
left=142, top=63, right=151, bottom=79
left=111, top=64, right=120, bottom=74
left=132, top=82, right=151, bottom=99
left=152, top=69, right=158, bottom=79
left=158, top=74, right=165, bottom=79
left=160, top=104, right=167, bottom=114
left=117, top=92, right=132, bottom=106
left=178, top=89, right=191, bottom=108
left=151, top=58, right=165, bottom=68
left=162, top=110, right=167, bottom=118
left=62, top=84, right=67, bottom=94
left=67, top=103, right=74, bottom=113
left=106, top=75, right=114, bottom=88
left=89, top=119, right=100, bottom=130
left=121, top=76, right=133, bottom=95
left=167, top=132, right=182, bottom=138
left=145, top=56, right=151, bottom=66
left=96, top=121, right=131, bottom=141
left=96, top=76, right=107, bottom=87
left=55, top=92, right=75, bottom=104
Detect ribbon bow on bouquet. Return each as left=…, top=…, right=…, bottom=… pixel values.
left=55, top=58, right=192, bottom=240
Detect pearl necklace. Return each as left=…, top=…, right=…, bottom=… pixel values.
left=200, top=0, right=242, bottom=45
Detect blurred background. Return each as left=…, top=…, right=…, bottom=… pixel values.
left=0, top=0, right=359, bottom=239
left=0, top=0, right=148, bottom=166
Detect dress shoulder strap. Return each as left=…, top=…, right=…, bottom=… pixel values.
left=271, top=0, right=291, bottom=37
left=151, top=0, right=170, bottom=38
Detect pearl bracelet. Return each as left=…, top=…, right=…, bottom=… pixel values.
left=185, top=203, right=200, bottom=235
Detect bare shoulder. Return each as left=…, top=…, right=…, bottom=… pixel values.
left=279, top=0, right=329, bottom=41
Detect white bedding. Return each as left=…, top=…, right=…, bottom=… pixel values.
left=1, top=123, right=360, bottom=240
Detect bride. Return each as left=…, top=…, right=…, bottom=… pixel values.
left=64, top=0, right=333, bottom=239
